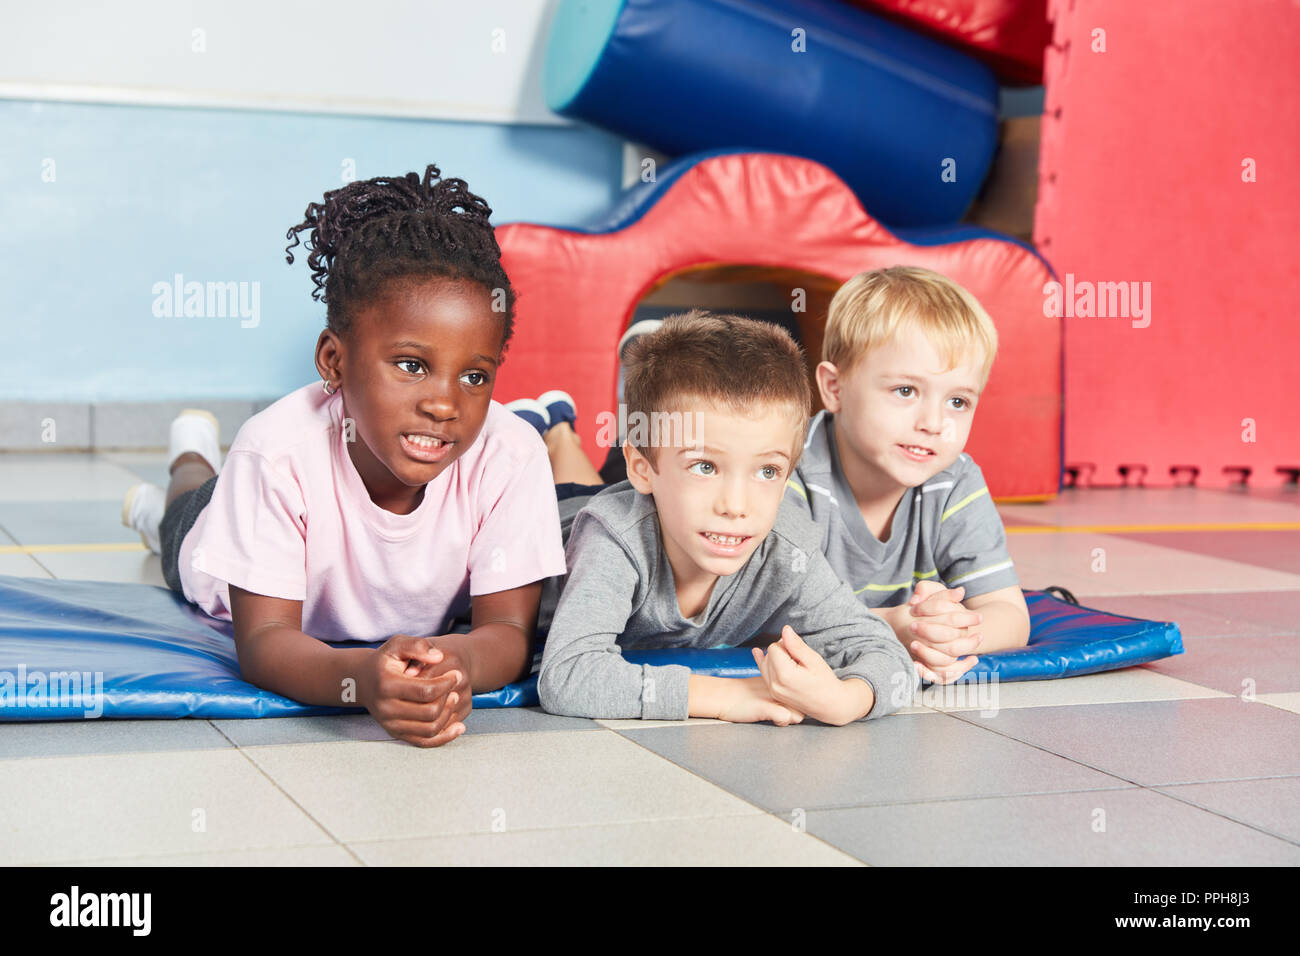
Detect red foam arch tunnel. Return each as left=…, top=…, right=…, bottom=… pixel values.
left=495, top=152, right=1061, bottom=500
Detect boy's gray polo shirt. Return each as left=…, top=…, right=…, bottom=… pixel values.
left=537, top=481, right=917, bottom=721
left=786, top=411, right=1020, bottom=607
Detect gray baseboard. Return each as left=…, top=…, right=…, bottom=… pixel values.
left=0, top=399, right=281, bottom=451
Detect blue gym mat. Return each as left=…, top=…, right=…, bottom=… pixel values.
left=0, top=575, right=1182, bottom=720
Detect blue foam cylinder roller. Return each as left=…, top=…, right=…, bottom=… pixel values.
left=543, top=0, right=1000, bottom=227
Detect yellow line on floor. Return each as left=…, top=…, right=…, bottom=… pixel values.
left=1007, top=521, right=1300, bottom=534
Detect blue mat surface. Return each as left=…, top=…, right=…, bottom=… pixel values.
left=0, top=575, right=1182, bottom=720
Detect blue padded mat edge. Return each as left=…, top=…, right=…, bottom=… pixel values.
left=0, top=575, right=1182, bottom=720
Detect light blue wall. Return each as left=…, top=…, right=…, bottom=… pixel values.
left=0, top=100, right=624, bottom=401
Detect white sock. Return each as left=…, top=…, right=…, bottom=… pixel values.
left=121, top=483, right=165, bottom=554
left=169, top=409, right=222, bottom=475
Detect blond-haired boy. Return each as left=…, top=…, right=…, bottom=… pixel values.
left=537, top=311, right=917, bottom=723
left=786, top=266, right=1031, bottom=684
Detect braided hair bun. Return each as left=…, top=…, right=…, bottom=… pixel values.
left=285, top=164, right=516, bottom=348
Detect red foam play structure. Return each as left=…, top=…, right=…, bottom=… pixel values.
left=494, top=152, right=1061, bottom=500
left=848, top=0, right=1049, bottom=85
left=1036, top=0, right=1299, bottom=489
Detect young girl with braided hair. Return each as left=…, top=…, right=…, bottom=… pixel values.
left=122, top=164, right=565, bottom=747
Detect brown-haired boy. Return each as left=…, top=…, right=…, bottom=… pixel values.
left=534, top=311, right=916, bottom=724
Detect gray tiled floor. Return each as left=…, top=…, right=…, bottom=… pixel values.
left=1115, top=530, right=1300, bottom=576
left=0, top=551, right=53, bottom=577
left=951, top=698, right=1300, bottom=786
left=1154, top=776, right=1300, bottom=844
left=1142, top=635, right=1300, bottom=695
left=236, top=731, right=770, bottom=844
left=1082, top=594, right=1280, bottom=639
left=617, top=714, right=1133, bottom=813
left=71, top=845, right=362, bottom=867
left=0, top=500, right=142, bottom=545
left=0, top=716, right=233, bottom=760
left=803, top=789, right=1300, bottom=866
left=349, top=816, right=863, bottom=866
left=210, top=707, right=599, bottom=747
left=1153, top=590, right=1300, bottom=635
left=2, top=750, right=337, bottom=865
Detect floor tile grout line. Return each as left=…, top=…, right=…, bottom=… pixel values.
left=798, top=783, right=1144, bottom=815
left=759, top=785, right=1149, bottom=816
left=1137, top=783, right=1300, bottom=848
left=0, top=719, right=664, bottom=761
left=784, top=773, right=1300, bottom=817
left=0, top=725, right=246, bottom=761
left=913, top=684, right=1236, bottom=714
left=943, top=701, right=1300, bottom=798
left=216, top=724, right=673, bottom=862
left=204, top=721, right=613, bottom=749
left=604, top=719, right=1211, bottom=864
left=207, top=720, right=367, bottom=866
left=1147, top=589, right=1300, bottom=620
left=939, top=708, right=1154, bottom=789
left=603, top=725, right=871, bottom=864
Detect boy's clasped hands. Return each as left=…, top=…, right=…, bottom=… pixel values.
left=898, top=580, right=983, bottom=684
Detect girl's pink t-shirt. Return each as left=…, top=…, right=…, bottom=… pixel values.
left=178, top=383, right=567, bottom=642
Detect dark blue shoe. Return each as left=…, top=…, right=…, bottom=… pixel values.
left=505, top=398, right=549, bottom=437
left=537, top=390, right=576, bottom=430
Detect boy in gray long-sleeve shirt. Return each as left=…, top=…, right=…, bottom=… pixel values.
left=537, top=311, right=917, bottom=725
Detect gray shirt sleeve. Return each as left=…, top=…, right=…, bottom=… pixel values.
left=935, top=459, right=1020, bottom=598
left=536, top=511, right=692, bottom=720
left=771, top=549, right=919, bottom=720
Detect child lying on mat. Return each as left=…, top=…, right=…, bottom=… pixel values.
left=786, top=266, right=1031, bottom=684
left=525, top=312, right=917, bottom=724
left=121, top=165, right=566, bottom=748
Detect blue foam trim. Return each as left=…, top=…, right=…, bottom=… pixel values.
left=890, top=222, right=1050, bottom=270
left=0, top=575, right=1181, bottom=720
